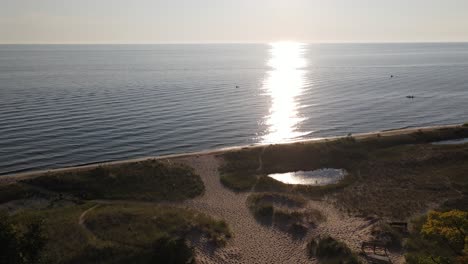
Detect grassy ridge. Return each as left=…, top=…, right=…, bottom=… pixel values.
left=221, top=126, right=468, bottom=218
left=8, top=203, right=231, bottom=264
left=20, top=160, right=204, bottom=202
left=0, top=160, right=214, bottom=263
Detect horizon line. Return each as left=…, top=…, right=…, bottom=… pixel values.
left=1, top=41, right=468, bottom=45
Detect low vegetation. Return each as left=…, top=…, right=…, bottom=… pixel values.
left=307, top=236, right=359, bottom=264
left=405, top=210, right=467, bottom=264
left=86, top=204, right=231, bottom=247
left=21, top=160, right=204, bottom=202
left=247, top=193, right=324, bottom=235
left=371, top=222, right=405, bottom=250
left=0, top=160, right=232, bottom=263
left=0, top=213, right=47, bottom=264
left=221, top=126, right=468, bottom=218
left=4, top=203, right=230, bottom=264
left=0, top=183, right=49, bottom=204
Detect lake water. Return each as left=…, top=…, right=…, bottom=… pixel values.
left=268, top=169, right=346, bottom=185
left=1, top=43, right=468, bottom=175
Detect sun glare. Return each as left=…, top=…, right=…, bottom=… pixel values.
left=261, top=42, right=309, bottom=143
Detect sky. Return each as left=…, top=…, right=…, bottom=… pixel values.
left=1, top=0, right=468, bottom=44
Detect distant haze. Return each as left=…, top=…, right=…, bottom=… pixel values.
left=1, top=0, right=468, bottom=44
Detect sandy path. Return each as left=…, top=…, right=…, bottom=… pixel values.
left=177, top=155, right=312, bottom=264
left=175, top=155, right=391, bottom=264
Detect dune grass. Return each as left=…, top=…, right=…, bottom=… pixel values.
left=86, top=204, right=232, bottom=247
left=0, top=183, right=50, bottom=204
left=7, top=203, right=231, bottom=264
left=247, top=192, right=325, bottom=235
left=221, top=126, right=468, bottom=219
left=307, top=236, right=359, bottom=264
left=20, top=160, right=204, bottom=202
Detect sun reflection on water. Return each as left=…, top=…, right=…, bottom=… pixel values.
left=261, top=42, right=309, bottom=143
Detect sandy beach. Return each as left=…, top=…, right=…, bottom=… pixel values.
left=1, top=124, right=460, bottom=184
left=1, top=123, right=465, bottom=263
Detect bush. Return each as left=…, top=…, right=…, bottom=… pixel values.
left=220, top=173, right=257, bottom=191
left=0, top=213, right=47, bottom=264
left=405, top=210, right=468, bottom=264
left=151, top=236, right=194, bottom=264
left=254, top=203, right=274, bottom=219
left=307, top=236, right=359, bottom=264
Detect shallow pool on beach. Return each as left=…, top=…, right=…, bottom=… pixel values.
left=268, top=168, right=346, bottom=185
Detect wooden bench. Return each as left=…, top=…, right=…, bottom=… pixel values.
left=388, top=221, right=409, bottom=235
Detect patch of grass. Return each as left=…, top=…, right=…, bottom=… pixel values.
left=7, top=203, right=231, bottom=264
left=247, top=192, right=307, bottom=208
left=222, top=126, right=468, bottom=218
left=9, top=204, right=98, bottom=264
left=463, top=122, right=468, bottom=127
left=371, top=222, right=404, bottom=250
left=247, top=193, right=324, bottom=235
left=0, top=183, right=50, bottom=204
left=22, top=160, right=204, bottom=202
left=220, top=173, right=258, bottom=191
left=307, top=236, right=359, bottom=264
left=86, top=204, right=231, bottom=247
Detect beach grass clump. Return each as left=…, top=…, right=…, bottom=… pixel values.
left=335, top=143, right=468, bottom=219
left=220, top=173, right=258, bottom=191
left=86, top=204, right=232, bottom=248
left=371, top=222, right=404, bottom=249
left=248, top=192, right=307, bottom=208
left=22, top=160, right=204, bottom=202
left=0, top=183, right=50, bottom=204
left=247, top=193, right=324, bottom=234
left=6, top=203, right=230, bottom=264
left=307, top=236, right=359, bottom=264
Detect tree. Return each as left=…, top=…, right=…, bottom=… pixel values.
left=0, top=213, right=22, bottom=264
left=421, top=210, right=467, bottom=257
left=0, top=213, right=47, bottom=264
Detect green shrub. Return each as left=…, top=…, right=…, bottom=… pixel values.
left=0, top=184, right=49, bottom=204
left=0, top=213, right=47, bottom=264
left=151, top=236, right=194, bottom=264
left=254, top=203, right=274, bottom=219
left=220, top=173, right=257, bottom=191
left=307, top=236, right=358, bottom=264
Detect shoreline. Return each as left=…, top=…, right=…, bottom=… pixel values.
left=0, top=123, right=462, bottom=182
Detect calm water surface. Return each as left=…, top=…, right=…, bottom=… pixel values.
left=1, top=43, right=468, bottom=174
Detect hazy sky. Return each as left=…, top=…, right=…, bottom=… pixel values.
left=1, top=0, right=468, bottom=44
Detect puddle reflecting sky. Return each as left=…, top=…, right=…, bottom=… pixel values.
left=268, top=169, right=345, bottom=185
